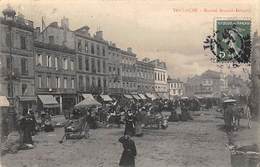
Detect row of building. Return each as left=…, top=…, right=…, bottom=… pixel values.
left=0, top=7, right=169, bottom=113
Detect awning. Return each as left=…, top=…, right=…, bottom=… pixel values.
left=145, top=93, right=156, bottom=100
left=82, top=94, right=95, bottom=99
left=0, top=96, right=9, bottom=107
left=132, top=94, right=141, bottom=100
left=124, top=94, right=133, bottom=99
left=75, top=97, right=101, bottom=109
left=38, top=95, right=59, bottom=108
left=18, top=96, right=37, bottom=101
left=100, top=95, right=113, bottom=102
left=138, top=94, right=147, bottom=100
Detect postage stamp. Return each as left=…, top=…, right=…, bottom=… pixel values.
left=203, top=18, right=252, bottom=65
left=214, top=19, right=251, bottom=63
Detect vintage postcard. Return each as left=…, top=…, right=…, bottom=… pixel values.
left=0, top=0, right=259, bottom=167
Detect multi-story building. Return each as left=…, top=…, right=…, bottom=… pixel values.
left=168, top=78, right=184, bottom=98
left=149, top=59, right=168, bottom=98
left=34, top=18, right=77, bottom=113
left=184, top=70, right=228, bottom=97
left=121, top=48, right=138, bottom=93
left=107, top=43, right=123, bottom=95
left=252, top=32, right=260, bottom=116
left=136, top=58, right=154, bottom=93
left=0, top=7, right=36, bottom=112
left=74, top=26, right=108, bottom=100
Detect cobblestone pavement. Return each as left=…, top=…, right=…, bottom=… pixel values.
left=1, top=111, right=231, bottom=167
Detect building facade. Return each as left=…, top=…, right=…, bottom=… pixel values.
left=136, top=58, right=154, bottom=93
left=121, top=48, right=138, bottom=93
left=74, top=26, right=108, bottom=100
left=252, top=32, right=260, bottom=116
left=168, top=78, right=184, bottom=98
left=149, top=59, right=168, bottom=97
left=0, top=8, right=36, bottom=112
left=184, top=70, right=228, bottom=97
left=107, top=43, right=123, bottom=95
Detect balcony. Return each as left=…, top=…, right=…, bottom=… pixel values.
left=37, top=88, right=76, bottom=94
left=1, top=67, right=20, bottom=80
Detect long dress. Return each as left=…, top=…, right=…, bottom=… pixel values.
left=135, top=112, right=143, bottom=137
left=119, top=136, right=137, bottom=167
left=125, top=115, right=135, bottom=136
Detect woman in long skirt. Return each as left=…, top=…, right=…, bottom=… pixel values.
left=119, top=135, right=137, bottom=167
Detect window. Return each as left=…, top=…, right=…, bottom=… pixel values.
left=37, top=54, right=42, bottom=66
left=91, top=58, right=96, bottom=73
left=103, top=61, right=106, bottom=73
left=103, top=79, right=106, bottom=88
left=54, top=57, right=58, bottom=70
left=63, top=58, right=68, bottom=70
left=5, top=32, right=11, bottom=47
left=77, top=40, right=82, bottom=51
left=49, top=36, right=54, bottom=44
left=85, top=41, right=88, bottom=52
left=20, top=36, right=26, bottom=49
left=46, top=76, right=50, bottom=88
left=78, top=56, right=82, bottom=70
left=86, top=76, right=90, bottom=88
left=91, top=43, right=95, bottom=54
left=102, top=46, right=106, bottom=56
left=154, top=73, right=157, bottom=80
left=21, top=58, right=28, bottom=75
left=85, top=58, right=89, bottom=71
left=38, top=76, right=42, bottom=88
left=109, top=66, right=112, bottom=72
left=47, top=56, right=52, bottom=67
left=79, top=76, right=83, bottom=90
left=56, top=77, right=60, bottom=88
left=98, top=78, right=101, bottom=87
left=64, top=78, right=67, bottom=88
left=97, top=45, right=100, bottom=56
left=22, top=84, right=27, bottom=95
left=8, top=83, right=13, bottom=97
left=92, top=77, right=96, bottom=87
left=71, top=78, right=75, bottom=89
left=97, top=60, right=100, bottom=73
left=70, top=60, right=74, bottom=71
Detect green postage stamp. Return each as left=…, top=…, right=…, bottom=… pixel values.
left=215, top=19, right=251, bottom=63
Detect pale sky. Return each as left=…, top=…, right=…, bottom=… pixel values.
left=0, top=0, right=259, bottom=80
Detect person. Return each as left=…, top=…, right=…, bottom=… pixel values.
left=18, top=110, right=34, bottom=148
left=124, top=111, right=135, bottom=136
left=244, top=104, right=252, bottom=129
left=119, top=134, right=137, bottom=167
left=134, top=110, right=143, bottom=137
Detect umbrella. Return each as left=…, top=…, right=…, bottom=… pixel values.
left=74, top=98, right=101, bottom=109
left=223, top=99, right=237, bottom=103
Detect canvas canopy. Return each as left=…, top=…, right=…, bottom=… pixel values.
left=38, top=95, right=59, bottom=108
left=124, top=94, right=133, bottom=99
left=138, top=94, right=147, bottom=100
left=100, top=95, right=113, bottom=102
left=132, top=94, right=141, bottom=100
left=75, top=96, right=101, bottom=109
left=0, top=96, right=9, bottom=107
left=145, top=93, right=156, bottom=100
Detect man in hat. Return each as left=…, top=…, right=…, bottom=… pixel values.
left=119, top=134, right=137, bottom=167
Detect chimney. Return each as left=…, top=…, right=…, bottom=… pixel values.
left=127, top=47, right=132, bottom=53
left=34, top=27, right=41, bottom=39
left=95, top=31, right=103, bottom=40
left=61, top=17, right=69, bottom=30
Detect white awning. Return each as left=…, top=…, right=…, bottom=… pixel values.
left=145, top=93, right=156, bottom=100
left=124, top=94, right=133, bottom=99
left=100, top=95, right=113, bottom=102
left=38, top=95, right=59, bottom=108
left=82, top=94, right=95, bottom=100
left=138, top=94, right=147, bottom=100
left=0, top=96, right=9, bottom=107
left=132, top=94, right=141, bottom=100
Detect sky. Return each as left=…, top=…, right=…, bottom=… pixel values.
left=0, top=0, right=259, bottom=80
